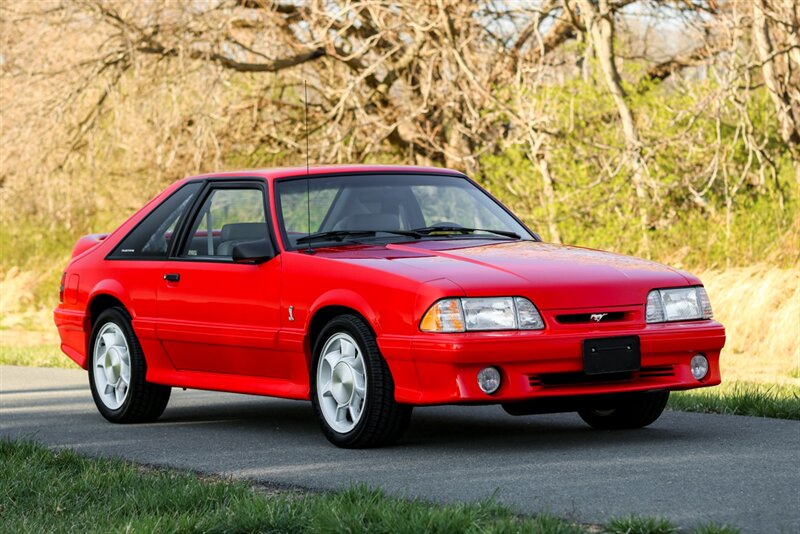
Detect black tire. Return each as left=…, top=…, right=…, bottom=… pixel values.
left=88, top=307, right=171, bottom=423
left=310, top=314, right=412, bottom=448
left=578, top=391, right=669, bottom=430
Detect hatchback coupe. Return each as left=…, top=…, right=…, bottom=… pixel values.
left=55, top=165, right=725, bottom=447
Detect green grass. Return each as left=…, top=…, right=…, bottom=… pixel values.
left=668, top=382, right=800, bottom=420
left=690, top=526, right=741, bottom=534
left=606, top=516, right=739, bottom=534
left=0, top=440, right=738, bottom=534
left=607, top=516, right=678, bottom=534
left=0, top=344, right=73, bottom=369
left=0, top=440, right=573, bottom=534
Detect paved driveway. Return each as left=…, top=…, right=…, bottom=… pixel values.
left=1, top=365, right=798, bottom=532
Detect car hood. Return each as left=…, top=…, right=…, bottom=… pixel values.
left=313, top=240, right=696, bottom=310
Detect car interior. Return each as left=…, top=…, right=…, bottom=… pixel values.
left=323, top=186, right=425, bottom=232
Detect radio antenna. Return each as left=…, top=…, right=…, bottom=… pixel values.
left=304, top=80, right=310, bottom=174
left=303, top=80, right=313, bottom=253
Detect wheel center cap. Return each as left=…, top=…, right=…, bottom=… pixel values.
left=106, top=347, right=121, bottom=381
left=331, top=362, right=354, bottom=404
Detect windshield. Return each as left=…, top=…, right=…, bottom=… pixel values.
left=275, top=173, right=534, bottom=250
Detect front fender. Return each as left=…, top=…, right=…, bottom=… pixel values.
left=307, top=289, right=380, bottom=334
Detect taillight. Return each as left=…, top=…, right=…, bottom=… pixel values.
left=59, top=272, right=66, bottom=303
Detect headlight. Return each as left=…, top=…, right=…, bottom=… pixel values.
left=646, top=287, right=713, bottom=323
left=420, top=297, right=544, bottom=332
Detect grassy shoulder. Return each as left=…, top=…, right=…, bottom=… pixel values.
left=0, top=439, right=737, bottom=534
left=0, top=343, right=72, bottom=369
left=668, top=382, right=800, bottom=420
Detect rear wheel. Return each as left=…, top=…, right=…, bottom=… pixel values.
left=311, top=314, right=412, bottom=448
left=578, top=391, right=670, bottom=430
left=88, top=307, right=171, bottom=423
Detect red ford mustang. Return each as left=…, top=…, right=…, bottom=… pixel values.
left=54, top=165, right=725, bottom=447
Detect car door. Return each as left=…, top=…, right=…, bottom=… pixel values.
left=155, top=179, right=287, bottom=379
left=104, top=181, right=204, bottom=366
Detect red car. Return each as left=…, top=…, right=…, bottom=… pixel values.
left=54, top=165, right=725, bottom=448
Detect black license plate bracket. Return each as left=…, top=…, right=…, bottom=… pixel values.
left=582, top=336, right=641, bottom=375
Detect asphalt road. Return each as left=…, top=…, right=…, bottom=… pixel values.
left=1, top=365, right=798, bottom=533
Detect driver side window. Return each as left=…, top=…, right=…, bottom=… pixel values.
left=181, top=187, right=267, bottom=259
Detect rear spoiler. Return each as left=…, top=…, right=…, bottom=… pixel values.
left=71, top=233, right=109, bottom=259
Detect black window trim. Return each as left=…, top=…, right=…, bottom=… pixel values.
left=273, top=171, right=541, bottom=252
left=168, top=177, right=278, bottom=264
left=105, top=181, right=205, bottom=262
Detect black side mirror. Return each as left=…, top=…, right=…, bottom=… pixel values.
left=232, top=239, right=276, bottom=264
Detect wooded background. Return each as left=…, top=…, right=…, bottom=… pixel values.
left=1, top=0, right=798, bottom=310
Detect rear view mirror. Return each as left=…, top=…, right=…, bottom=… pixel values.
left=232, top=239, right=276, bottom=264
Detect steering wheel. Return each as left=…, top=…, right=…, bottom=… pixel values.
left=431, top=221, right=463, bottom=228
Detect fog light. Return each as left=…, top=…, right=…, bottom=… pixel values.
left=690, top=354, right=709, bottom=380
left=477, top=367, right=501, bottom=394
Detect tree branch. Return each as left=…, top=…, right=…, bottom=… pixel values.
left=638, top=38, right=731, bottom=91
left=136, top=43, right=325, bottom=73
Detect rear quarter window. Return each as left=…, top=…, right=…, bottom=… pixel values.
left=108, top=182, right=202, bottom=259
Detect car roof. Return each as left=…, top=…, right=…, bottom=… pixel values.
left=181, top=165, right=465, bottom=184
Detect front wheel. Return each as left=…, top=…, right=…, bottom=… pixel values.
left=88, top=307, right=171, bottom=423
left=578, top=391, right=670, bottom=430
left=311, top=315, right=412, bottom=448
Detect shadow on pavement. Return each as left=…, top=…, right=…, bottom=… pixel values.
left=151, top=396, right=693, bottom=452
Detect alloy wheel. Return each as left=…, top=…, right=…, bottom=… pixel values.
left=92, top=322, right=131, bottom=410
left=316, top=332, right=367, bottom=433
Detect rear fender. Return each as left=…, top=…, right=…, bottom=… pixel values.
left=88, top=280, right=134, bottom=318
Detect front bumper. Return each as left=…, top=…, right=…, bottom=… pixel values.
left=380, top=320, right=726, bottom=405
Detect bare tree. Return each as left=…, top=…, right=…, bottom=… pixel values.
left=752, top=0, right=800, bottom=146
left=1, top=0, right=796, bottom=266
left=576, top=0, right=652, bottom=254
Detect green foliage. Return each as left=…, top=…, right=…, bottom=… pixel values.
left=477, top=80, right=799, bottom=270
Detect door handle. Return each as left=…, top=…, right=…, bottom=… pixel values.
left=163, top=273, right=180, bottom=282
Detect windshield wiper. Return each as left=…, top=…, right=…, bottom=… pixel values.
left=296, top=226, right=518, bottom=245
left=295, top=229, right=421, bottom=245
left=410, top=225, right=521, bottom=240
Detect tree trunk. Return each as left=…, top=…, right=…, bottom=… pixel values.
left=528, top=133, right=561, bottom=243
left=752, top=0, right=800, bottom=145
left=578, top=0, right=650, bottom=256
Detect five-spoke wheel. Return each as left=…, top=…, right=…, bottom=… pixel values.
left=316, top=333, right=367, bottom=433
left=88, top=307, right=171, bottom=423
left=92, top=322, right=131, bottom=410
left=311, top=314, right=412, bottom=448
